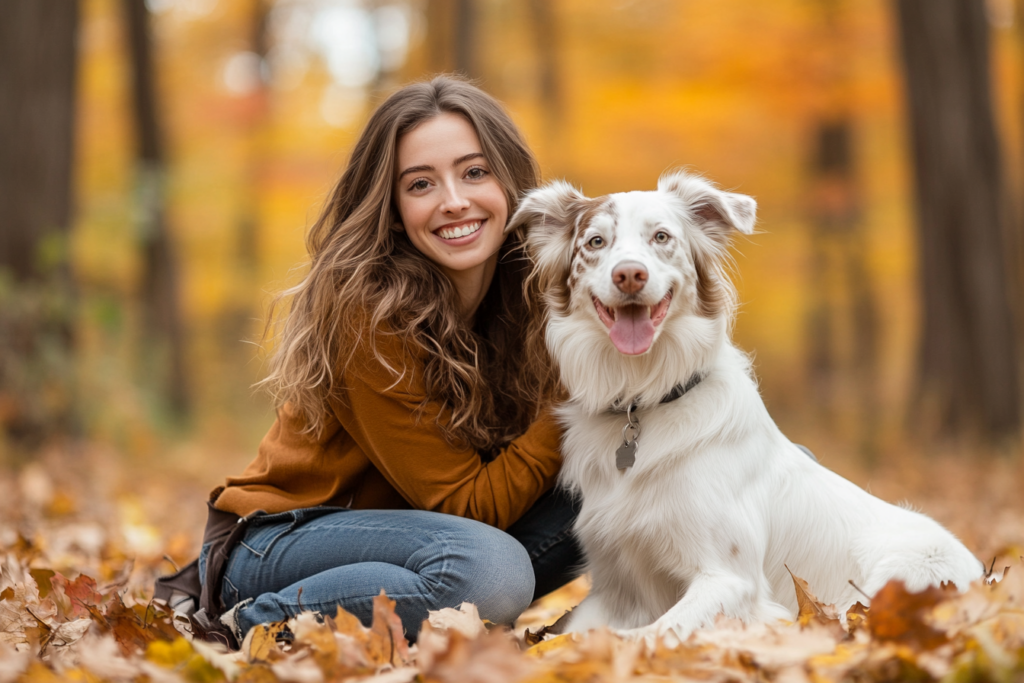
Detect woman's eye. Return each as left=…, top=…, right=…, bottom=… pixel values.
left=409, top=179, right=429, bottom=191
left=466, top=166, right=487, bottom=180
left=654, top=231, right=670, bottom=243
left=588, top=235, right=604, bottom=249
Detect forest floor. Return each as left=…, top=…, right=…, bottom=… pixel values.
left=1, top=435, right=1023, bottom=682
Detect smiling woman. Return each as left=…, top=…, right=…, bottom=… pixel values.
left=395, top=113, right=509, bottom=315
left=156, top=76, right=583, bottom=647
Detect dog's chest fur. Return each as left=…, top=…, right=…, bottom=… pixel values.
left=555, top=352, right=781, bottom=622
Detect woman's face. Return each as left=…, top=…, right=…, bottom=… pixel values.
left=395, top=113, right=509, bottom=282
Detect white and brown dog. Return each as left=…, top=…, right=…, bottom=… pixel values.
left=509, top=171, right=983, bottom=641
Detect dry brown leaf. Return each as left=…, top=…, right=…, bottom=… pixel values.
left=0, top=641, right=30, bottom=683
left=418, top=629, right=534, bottom=683
left=867, top=579, right=948, bottom=651
left=785, top=565, right=841, bottom=625
left=368, top=590, right=409, bottom=667
left=245, top=621, right=290, bottom=663
left=427, top=602, right=486, bottom=640
left=845, top=601, right=868, bottom=635
left=235, top=662, right=279, bottom=683
left=524, top=632, right=576, bottom=658
left=290, top=612, right=340, bottom=678
left=269, top=651, right=323, bottom=683
left=77, top=632, right=140, bottom=680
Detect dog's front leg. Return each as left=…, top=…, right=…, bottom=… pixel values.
left=563, top=593, right=615, bottom=633
left=618, top=571, right=761, bottom=643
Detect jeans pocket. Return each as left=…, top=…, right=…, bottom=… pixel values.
left=239, top=512, right=298, bottom=558
left=237, top=506, right=348, bottom=559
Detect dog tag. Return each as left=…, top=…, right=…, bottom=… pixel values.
left=616, top=440, right=637, bottom=469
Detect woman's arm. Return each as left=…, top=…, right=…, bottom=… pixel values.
left=337, top=332, right=563, bottom=530
left=216, top=332, right=563, bottom=531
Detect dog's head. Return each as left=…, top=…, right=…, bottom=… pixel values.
left=509, top=171, right=755, bottom=407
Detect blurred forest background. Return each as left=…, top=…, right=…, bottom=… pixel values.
left=3, top=0, right=1024, bottom=561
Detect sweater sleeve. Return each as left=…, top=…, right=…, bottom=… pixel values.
left=337, top=334, right=564, bottom=530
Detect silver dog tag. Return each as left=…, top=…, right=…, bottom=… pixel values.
left=616, top=440, right=637, bottom=469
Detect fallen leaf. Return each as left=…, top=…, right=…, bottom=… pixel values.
left=78, top=632, right=140, bottom=680
left=867, top=579, right=948, bottom=651
left=785, top=565, right=840, bottom=624
left=845, top=601, right=868, bottom=635
left=245, top=621, right=290, bottom=663
left=368, top=590, right=409, bottom=667
left=270, top=651, right=323, bottom=683
left=419, top=629, right=534, bottom=683
left=0, top=641, right=30, bottom=683
left=49, top=573, right=101, bottom=620
left=525, top=632, right=576, bottom=657
left=147, top=637, right=227, bottom=683
left=427, top=602, right=486, bottom=640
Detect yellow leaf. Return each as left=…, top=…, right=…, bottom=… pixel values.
left=244, top=620, right=289, bottom=663
left=525, top=632, right=577, bottom=657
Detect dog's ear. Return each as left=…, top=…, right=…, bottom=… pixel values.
left=658, top=171, right=756, bottom=245
left=508, top=181, right=592, bottom=276
left=659, top=171, right=751, bottom=318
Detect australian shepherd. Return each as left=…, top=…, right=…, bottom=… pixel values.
left=508, top=171, right=983, bottom=641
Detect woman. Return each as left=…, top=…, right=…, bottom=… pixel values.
left=159, top=76, right=582, bottom=646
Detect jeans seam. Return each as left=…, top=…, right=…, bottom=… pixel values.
left=223, top=574, right=240, bottom=608
left=239, top=518, right=298, bottom=558
left=241, top=523, right=458, bottom=599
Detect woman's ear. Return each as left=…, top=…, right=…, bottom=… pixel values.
left=508, top=181, right=593, bottom=280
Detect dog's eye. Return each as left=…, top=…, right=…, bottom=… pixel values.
left=588, top=236, right=605, bottom=249
left=654, top=231, right=670, bottom=244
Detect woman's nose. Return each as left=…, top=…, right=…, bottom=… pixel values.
left=440, top=184, right=471, bottom=214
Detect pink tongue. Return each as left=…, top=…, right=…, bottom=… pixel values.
left=609, top=305, right=655, bottom=355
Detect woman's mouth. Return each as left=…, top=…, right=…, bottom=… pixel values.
left=435, top=220, right=483, bottom=240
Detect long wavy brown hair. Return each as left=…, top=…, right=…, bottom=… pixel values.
left=258, top=76, right=555, bottom=454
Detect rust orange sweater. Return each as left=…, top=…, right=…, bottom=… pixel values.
left=214, top=333, right=564, bottom=531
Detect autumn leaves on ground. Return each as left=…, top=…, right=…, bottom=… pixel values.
left=0, top=442, right=1023, bottom=682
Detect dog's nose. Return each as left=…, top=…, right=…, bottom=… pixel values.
left=612, top=261, right=648, bottom=294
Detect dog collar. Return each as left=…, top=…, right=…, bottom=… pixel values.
left=608, top=372, right=704, bottom=414
left=610, top=372, right=704, bottom=470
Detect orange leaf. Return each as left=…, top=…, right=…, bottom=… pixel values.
left=785, top=565, right=840, bottom=625
left=867, top=579, right=948, bottom=651
left=845, top=601, right=868, bottom=635
left=369, top=590, right=409, bottom=667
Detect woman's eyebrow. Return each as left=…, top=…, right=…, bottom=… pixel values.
left=397, top=153, right=485, bottom=181
left=453, top=152, right=484, bottom=166
left=398, top=164, right=433, bottom=180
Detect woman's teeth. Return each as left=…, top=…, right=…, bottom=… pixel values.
left=437, top=221, right=482, bottom=240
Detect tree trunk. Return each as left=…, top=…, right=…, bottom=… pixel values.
left=896, top=0, right=1021, bottom=440
left=0, top=0, right=78, bottom=281
left=424, top=0, right=479, bottom=79
left=526, top=0, right=562, bottom=156
left=454, top=0, right=478, bottom=79
left=0, top=0, right=79, bottom=449
left=123, top=0, right=190, bottom=417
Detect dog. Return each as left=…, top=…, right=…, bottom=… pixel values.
left=508, top=171, right=983, bottom=641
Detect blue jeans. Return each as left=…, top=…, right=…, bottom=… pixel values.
left=199, top=487, right=582, bottom=640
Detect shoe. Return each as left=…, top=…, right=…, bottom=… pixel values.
left=189, top=608, right=239, bottom=650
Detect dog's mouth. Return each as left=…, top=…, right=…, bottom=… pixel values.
left=593, top=290, right=673, bottom=355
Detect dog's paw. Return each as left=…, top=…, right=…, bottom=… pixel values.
left=614, top=624, right=685, bottom=650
